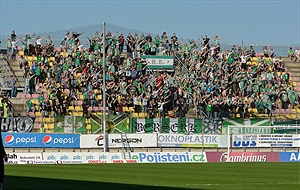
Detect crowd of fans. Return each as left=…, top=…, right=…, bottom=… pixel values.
left=4, top=29, right=300, bottom=120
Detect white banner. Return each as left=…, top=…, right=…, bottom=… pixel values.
left=64, top=115, right=73, bottom=133
left=5, top=153, right=43, bottom=164
left=232, top=134, right=300, bottom=147
left=157, top=134, right=228, bottom=148
left=80, top=134, right=157, bottom=148
left=43, top=152, right=123, bottom=164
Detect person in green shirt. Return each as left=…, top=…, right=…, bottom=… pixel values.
left=35, top=64, right=42, bottom=84
left=0, top=116, right=8, bottom=190
left=206, top=100, right=213, bottom=119
left=26, top=99, right=35, bottom=114
left=287, top=47, right=295, bottom=61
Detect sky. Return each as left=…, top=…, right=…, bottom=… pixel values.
left=0, top=0, right=299, bottom=46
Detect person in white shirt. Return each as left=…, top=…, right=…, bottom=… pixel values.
left=295, top=48, right=300, bottom=62
left=36, top=36, right=45, bottom=46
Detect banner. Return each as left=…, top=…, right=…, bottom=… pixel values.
left=229, top=127, right=272, bottom=135
left=203, top=118, right=222, bottom=134
left=141, top=55, right=174, bottom=70
left=80, top=134, right=157, bottom=148
left=1, top=117, right=34, bottom=133
left=90, top=116, right=130, bottom=134
left=157, top=134, right=228, bottom=148
left=5, top=153, right=43, bottom=164
left=2, top=133, right=80, bottom=148
left=54, top=116, right=86, bottom=134
left=130, top=152, right=207, bottom=163
left=132, top=118, right=202, bottom=134
left=43, top=152, right=123, bottom=164
left=232, top=134, right=300, bottom=148
left=279, top=152, right=300, bottom=162
left=206, top=152, right=280, bottom=162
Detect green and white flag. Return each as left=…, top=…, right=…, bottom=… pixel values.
left=203, top=118, right=222, bottom=134
left=54, top=116, right=87, bottom=133
left=132, top=118, right=202, bottom=134
left=64, top=115, right=73, bottom=133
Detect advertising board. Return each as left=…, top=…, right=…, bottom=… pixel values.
left=279, top=152, right=300, bottom=162
left=80, top=134, right=157, bottom=148
left=157, top=134, right=227, bottom=148
left=2, top=133, right=80, bottom=148
left=232, top=134, right=300, bottom=148
left=4, top=153, right=43, bottom=164
left=43, top=152, right=123, bottom=164
left=130, top=152, right=207, bottom=163
left=206, top=152, right=280, bottom=162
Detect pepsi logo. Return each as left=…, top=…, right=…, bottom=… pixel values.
left=43, top=135, right=52, bottom=145
left=4, top=135, right=14, bottom=145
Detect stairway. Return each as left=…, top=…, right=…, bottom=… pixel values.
left=8, top=59, right=25, bottom=88
left=284, top=57, right=300, bottom=92
left=9, top=96, right=27, bottom=116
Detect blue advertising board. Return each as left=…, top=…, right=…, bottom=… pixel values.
left=2, top=133, right=80, bottom=148
left=279, top=152, right=300, bottom=162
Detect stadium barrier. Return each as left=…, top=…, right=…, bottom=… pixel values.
left=2, top=133, right=299, bottom=149
left=4, top=151, right=300, bottom=164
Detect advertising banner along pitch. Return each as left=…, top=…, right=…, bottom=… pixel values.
left=2, top=133, right=80, bottom=148
left=80, top=134, right=157, bottom=148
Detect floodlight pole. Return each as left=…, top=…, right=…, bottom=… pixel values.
left=102, top=22, right=107, bottom=152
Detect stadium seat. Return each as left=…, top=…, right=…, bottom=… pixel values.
left=123, top=107, right=129, bottom=112
left=37, top=117, right=43, bottom=123
left=44, top=117, right=51, bottom=123
left=31, top=94, right=38, bottom=99
left=93, top=106, right=99, bottom=112
left=132, top=112, right=139, bottom=118
left=31, top=99, right=39, bottom=105
left=35, top=112, right=42, bottom=117
left=77, top=100, right=83, bottom=106
left=96, top=95, right=102, bottom=100
left=18, top=50, right=24, bottom=56
left=139, top=112, right=148, bottom=118
left=75, top=106, right=83, bottom=111
left=34, top=123, right=42, bottom=129
left=48, top=124, right=54, bottom=129
left=280, top=109, right=286, bottom=114
left=128, top=107, right=135, bottom=112
left=27, top=56, right=33, bottom=61
left=86, top=124, right=91, bottom=130
left=68, top=106, right=75, bottom=111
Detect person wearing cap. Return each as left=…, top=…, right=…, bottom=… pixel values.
left=0, top=116, right=8, bottom=190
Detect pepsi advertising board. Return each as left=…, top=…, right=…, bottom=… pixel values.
left=2, top=133, right=80, bottom=148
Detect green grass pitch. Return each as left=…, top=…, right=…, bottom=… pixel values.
left=5, top=163, right=300, bottom=190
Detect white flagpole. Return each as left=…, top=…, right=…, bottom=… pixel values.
left=102, top=22, right=107, bottom=152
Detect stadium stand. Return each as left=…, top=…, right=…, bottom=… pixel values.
left=1, top=30, right=300, bottom=133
